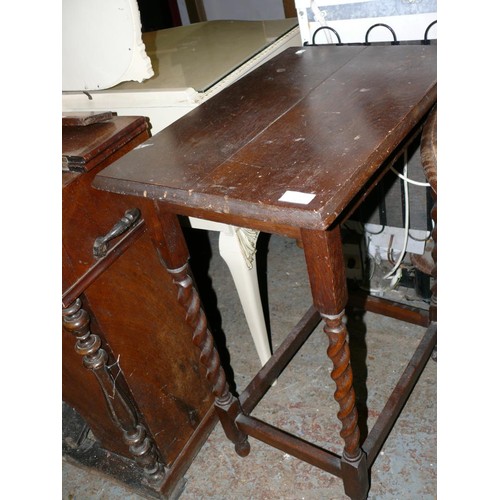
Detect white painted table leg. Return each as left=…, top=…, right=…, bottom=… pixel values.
left=218, top=226, right=272, bottom=367
left=187, top=217, right=272, bottom=367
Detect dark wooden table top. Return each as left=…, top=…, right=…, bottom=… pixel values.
left=94, top=45, right=436, bottom=234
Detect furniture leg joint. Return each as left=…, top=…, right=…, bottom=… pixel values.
left=214, top=398, right=250, bottom=457
left=341, top=449, right=369, bottom=500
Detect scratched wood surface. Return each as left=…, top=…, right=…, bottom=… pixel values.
left=94, top=45, right=436, bottom=233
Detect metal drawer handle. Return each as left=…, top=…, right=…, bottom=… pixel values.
left=93, top=208, right=141, bottom=259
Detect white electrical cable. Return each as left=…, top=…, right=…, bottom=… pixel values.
left=383, top=151, right=410, bottom=281
left=362, top=149, right=430, bottom=293
left=390, top=166, right=430, bottom=187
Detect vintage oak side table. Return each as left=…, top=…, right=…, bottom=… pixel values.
left=93, top=45, right=437, bottom=499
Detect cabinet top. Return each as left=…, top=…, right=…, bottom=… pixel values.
left=62, top=115, right=149, bottom=174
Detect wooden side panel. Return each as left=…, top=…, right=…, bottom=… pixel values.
left=62, top=117, right=214, bottom=469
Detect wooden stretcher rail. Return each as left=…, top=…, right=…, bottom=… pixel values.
left=363, top=322, right=437, bottom=466
left=348, top=292, right=430, bottom=327
left=236, top=413, right=343, bottom=476
left=240, top=305, right=321, bottom=414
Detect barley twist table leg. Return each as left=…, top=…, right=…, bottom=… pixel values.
left=143, top=203, right=251, bottom=457
left=302, top=226, right=369, bottom=499
left=323, top=312, right=369, bottom=499
left=168, top=263, right=250, bottom=457
left=323, top=310, right=361, bottom=459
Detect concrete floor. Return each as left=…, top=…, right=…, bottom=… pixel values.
left=62, top=230, right=436, bottom=499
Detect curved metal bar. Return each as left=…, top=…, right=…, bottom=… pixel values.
left=423, top=20, right=437, bottom=44
left=310, top=26, right=342, bottom=46
left=365, top=23, right=398, bottom=45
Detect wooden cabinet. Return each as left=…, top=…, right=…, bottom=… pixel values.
left=62, top=114, right=215, bottom=497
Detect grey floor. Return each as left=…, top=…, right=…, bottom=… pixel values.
left=62, top=231, right=436, bottom=499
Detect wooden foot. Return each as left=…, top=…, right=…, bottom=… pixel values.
left=215, top=395, right=251, bottom=457
left=341, top=450, right=369, bottom=500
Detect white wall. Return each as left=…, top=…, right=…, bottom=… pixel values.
left=177, top=0, right=191, bottom=25
left=177, top=0, right=286, bottom=24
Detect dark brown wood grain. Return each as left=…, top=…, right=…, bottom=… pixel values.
left=301, top=225, right=348, bottom=315
left=62, top=116, right=215, bottom=496
left=348, top=291, right=430, bottom=327
left=62, top=111, right=114, bottom=127
left=62, top=115, right=149, bottom=172
left=94, top=45, right=436, bottom=233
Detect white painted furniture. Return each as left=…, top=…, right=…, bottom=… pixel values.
left=62, top=0, right=301, bottom=366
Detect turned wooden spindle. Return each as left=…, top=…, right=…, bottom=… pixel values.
left=302, top=226, right=363, bottom=459
left=323, top=311, right=361, bottom=460
left=167, top=263, right=250, bottom=457
left=62, top=298, right=166, bottom=484
left=143, top=204, right=250, bottom=457
left=302, top=225, right=368, bottom=499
